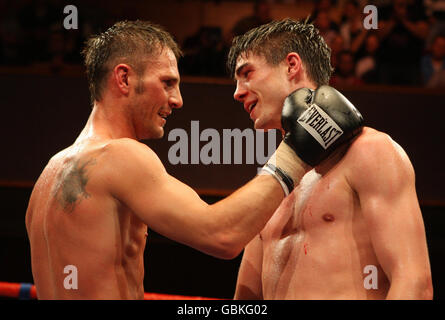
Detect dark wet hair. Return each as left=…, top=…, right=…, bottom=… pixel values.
left=82, top=20, right=182, bottom=103
left=227, top=18, right=333, bottom=85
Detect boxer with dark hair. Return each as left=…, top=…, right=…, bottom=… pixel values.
left=229, top=18, right=432, bottom=300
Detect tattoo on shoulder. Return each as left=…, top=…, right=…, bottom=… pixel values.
left=53, top=158, right=97, bottom=213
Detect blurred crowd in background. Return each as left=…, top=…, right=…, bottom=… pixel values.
left=1, top=0, right=444, bottom=87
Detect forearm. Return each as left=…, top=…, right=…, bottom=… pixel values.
left=207, top=175, right=286, bottom=258
left=138, top=144, right=307, bottom=259
left=207, top=143, right=309, bottom=257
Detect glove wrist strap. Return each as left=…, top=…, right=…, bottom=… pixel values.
left=259, top=163, right=294, bottom=196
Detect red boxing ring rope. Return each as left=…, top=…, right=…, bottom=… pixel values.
left=0, top=281, right=219, bottom=300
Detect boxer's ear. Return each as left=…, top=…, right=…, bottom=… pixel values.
left=113, top=64, right=131, bottom=96
left=285, top=52, right=303, bottom=82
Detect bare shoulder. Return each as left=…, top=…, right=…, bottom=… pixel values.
left=42, top=139, right=162, bottom=181
left=345, top=127, right=415, bottom=186
left=347, top=127, right=412, bottom=167
left=103, top=138, right=164, bottom=171
left=105, top=137, right=154, bottom=154
left=49, top=138, right=165, bottom=199
left=98, top=138, right=167, bottom=192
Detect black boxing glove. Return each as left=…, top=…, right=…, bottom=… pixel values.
left=281, top=85, right=364, bottom=166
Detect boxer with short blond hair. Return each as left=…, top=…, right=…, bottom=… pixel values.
left=229, top=18, right=433, bottom=300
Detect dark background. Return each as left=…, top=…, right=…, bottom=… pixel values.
left=0, top=0, right=444, bottom=300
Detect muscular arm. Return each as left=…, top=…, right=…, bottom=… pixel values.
left=104, top=139, right=306, bottom=259
left=350, top=133, right=433, bottom=299
left=234, top=235, right=263, bottom=299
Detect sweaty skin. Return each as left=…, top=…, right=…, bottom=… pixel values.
left=26, top=138, right=148, bottom=299
left=235, top=128, right=433, bottom=299
left=26, top=47, right=309, bottom=300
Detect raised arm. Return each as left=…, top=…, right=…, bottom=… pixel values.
left=104, top=85, right=363, bottom=260
left=349, top=132, right=433, bottom=299
left=104, top=138, right=305, bottom=259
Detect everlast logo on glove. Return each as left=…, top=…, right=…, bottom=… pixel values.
left=297, top=104, right=343, bottom=149
left=282, top=86, right=363, bottom=166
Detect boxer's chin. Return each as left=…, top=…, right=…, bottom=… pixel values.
left=153, top=127, right=164, bottom=139
left=254, top=117, right=281, bottom=131
left=143, top=126, right=164, bottom=140
left=253, top=116, right=265, bottom=130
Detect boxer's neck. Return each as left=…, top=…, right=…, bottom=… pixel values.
left=77, top=102, right=137, bottom=142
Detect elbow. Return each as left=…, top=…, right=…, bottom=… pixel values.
left=421, top=277, right=434, bottom=300
left=210, top=231, right=244, bottom=260
left=405, top=274, right=434, bottom=300
left=215, top=248, right=242, bottom=260
left=388, top=269, right=433, bottom=299
left=414, top=270, right=434, bottom=300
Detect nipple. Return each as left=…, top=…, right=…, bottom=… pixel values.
left=322, top=213, right=335, bottom=222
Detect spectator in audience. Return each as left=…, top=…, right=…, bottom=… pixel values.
left=330, top=34, right=345, bottom=70
left=424, top=0, right=445, bottom=50
left=18, top=0, right=61, bottom=64
left=377, top=0, right=429, bottom=85
left=1, top=0, right=111, bottom=68
left=356, top=33, right=380, bottom=83
left=421, top=34, right=445, bottom=87
left=41, top=25, right=83, bottom=73
left=313, top=0, right=343, bottom=26
left=339, top=1, right=361, bottom=48
left=47, top=28, right=67, bottom=71
left=180, top=26, right=227, bottom=77
left=313, top=10, right=339, bottom=48
left=0, top=1, right=25, bottom=65
left=231, top=0, right=272, bottom=37
left=330, top=50, right=363, bottom=86
left=339, top=0, right=369, bottom=54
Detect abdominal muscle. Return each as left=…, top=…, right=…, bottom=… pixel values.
left=260, top=169, right=390, bottom=300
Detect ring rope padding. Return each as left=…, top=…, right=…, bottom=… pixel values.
left=0, top=282, right=220, bottom=300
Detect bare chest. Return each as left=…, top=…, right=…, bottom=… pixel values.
left=260, top=168, right=354, bottom=243
left=259, top=169, right=358, bottom=297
